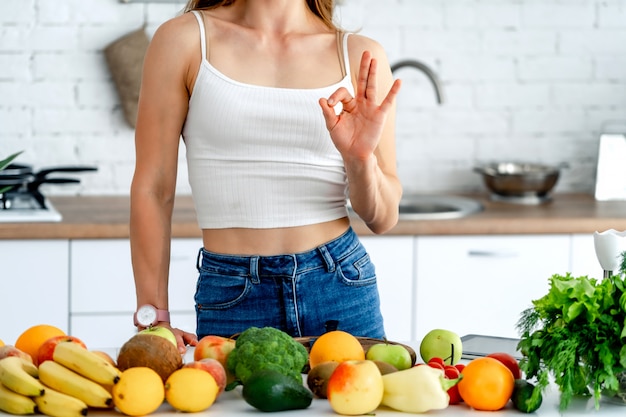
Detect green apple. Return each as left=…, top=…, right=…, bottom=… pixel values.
left=419, top=329, right=462, bottom=365
left=365, top=343, right=412, bottom=370
left=139, top=326, right=177, bottom=347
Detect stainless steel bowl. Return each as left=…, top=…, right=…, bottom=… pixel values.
left=473, top=162, right=564, bottom=201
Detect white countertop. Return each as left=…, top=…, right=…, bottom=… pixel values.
left=88, top=384, right=626, bottom=417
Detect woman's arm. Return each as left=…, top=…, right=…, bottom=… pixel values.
left=319, top=36, right=402, bottom=234
left=130, top=15, right=199, bottom=352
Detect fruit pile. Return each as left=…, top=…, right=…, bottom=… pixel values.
left=0, top=324, right=226, bottom=416
left=0, top=324, right=544, bottom=416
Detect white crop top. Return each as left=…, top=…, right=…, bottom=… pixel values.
left=183, top=11, right=354, bottom=229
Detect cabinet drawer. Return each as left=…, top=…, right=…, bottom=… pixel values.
left=414, top=235, right=570, bottom=340
left=70, top=312, right=196, bottom=349
left=0, top=240, right=69, bottom=344
left=70, top=239, right=202, bottom=314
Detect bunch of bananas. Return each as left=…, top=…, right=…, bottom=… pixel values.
left=0, top=343, right=121, bottom=417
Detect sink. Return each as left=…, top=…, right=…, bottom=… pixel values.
left=397, top=195, right=483, bottom=220
left=347, top=195, right=483, bottom=220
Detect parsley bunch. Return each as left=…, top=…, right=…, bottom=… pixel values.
left=517, top=253, right=626, bottom=411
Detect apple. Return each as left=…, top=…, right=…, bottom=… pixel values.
left=419, top=329, right=463, bottom=365
left=92, top=350, right=117, bottom=367
left=366, top=343, right=413, bottom=371
left=139, top=326, right=177, bottom=347
left=194, top=335, right=236, bottom=383
left=184, top=358, right=227, bottom=395
left=36, top=336, right=86, bottom=366
left=327, top=360, right=384, bottom=415
left=0, top=345, right=33, bottom=364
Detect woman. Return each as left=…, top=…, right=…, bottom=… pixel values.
left=130, top=0, right=402, bottom=353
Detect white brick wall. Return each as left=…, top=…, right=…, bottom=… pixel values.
left=1, top=0, right=625, bottom=196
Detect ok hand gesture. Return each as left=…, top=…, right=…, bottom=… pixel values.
left=319, top=51, right=402, bottom=161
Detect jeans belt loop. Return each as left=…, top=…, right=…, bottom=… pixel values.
left=318, top=245, right=336, bottom=273
left=249, top=256, right=261, bottom=284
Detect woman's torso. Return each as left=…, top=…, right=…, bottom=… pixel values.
left=183, top=9, right=356, bottom=255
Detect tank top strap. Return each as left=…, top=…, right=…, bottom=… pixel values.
left=190, top=10, right=207, bottom=61
left=340, top=32, right=351, bottom=79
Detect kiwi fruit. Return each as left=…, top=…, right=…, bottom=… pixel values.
left=306, top=361, right=339, bottom=398
left=372, top=360, right=399, bottom=375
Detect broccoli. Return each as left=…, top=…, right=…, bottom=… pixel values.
left=227, top=326, right=309, bottom=386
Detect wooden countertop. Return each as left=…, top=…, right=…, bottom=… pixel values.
left=0, top=193, right=625, bottom=240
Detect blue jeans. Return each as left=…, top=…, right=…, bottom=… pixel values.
left=194, top=227, right=385, bottom=339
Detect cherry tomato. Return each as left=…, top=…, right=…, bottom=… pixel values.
left=428, top=357, right=445, bottom=367
left=455, top=363, right=466, bottom=373
left=444, top=365, right=462, bottom=404
left=427, top=362, right=445, bottom=371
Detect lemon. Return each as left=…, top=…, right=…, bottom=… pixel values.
left=113, top=367, right=164, bottom=416
left=165, top=368, right=219, bottom=412
left=0, top=339, right=4, bottom=347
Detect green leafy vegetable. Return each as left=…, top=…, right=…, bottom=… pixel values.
left=517, top=253, right=626, bottom=411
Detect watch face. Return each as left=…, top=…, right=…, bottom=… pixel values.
left=136, top=305, right=157, bottom=327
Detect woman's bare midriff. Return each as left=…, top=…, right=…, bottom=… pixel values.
left=201, top=217, right=351, bottom=256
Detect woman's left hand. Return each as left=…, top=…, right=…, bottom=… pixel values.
left=319, top=51, right=401, bottom=161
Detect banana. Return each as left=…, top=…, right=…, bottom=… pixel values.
left=0, top=357, right=45, bottom=397
left=39, top=361, right=113, bottom=409
left=33, top=387, right=88, bottom=417
left=0, top=383, right=37, bottom=415
left=52, top=343, right=121, bottom=386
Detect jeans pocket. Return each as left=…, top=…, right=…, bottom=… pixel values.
left=195, top=270, right=251, bottom=310
left=337, top=251, right=377, bottom=286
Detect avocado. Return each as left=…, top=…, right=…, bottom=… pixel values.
left=242, top=369, right=313, bottom=412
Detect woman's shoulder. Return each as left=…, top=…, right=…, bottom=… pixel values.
left=345, top=33, right=391, bottom=68
left=147, top=12, right=201, bottom=59
left=153, top=11, right=199, bottom=40
left=346, top=33, right=387, bottom=57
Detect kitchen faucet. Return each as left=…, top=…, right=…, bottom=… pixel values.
left=391, top=60, right=444, bottom=105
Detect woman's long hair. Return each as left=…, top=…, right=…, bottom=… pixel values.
left=183, top=0, right=337, bottom=30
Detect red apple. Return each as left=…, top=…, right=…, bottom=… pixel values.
left=327, top=360, right=384, bottom=415
left=184, top=358, right=227, bottom=395
left=36, top=336, right=86, bottom=366
left=0, top=345, right=33, bottom=364
left=194, top=335, right=236, bottom=383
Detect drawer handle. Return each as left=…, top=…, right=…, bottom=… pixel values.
left=467, top=250, right=518, bottom=258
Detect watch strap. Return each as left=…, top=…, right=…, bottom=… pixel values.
left=155, top=309, right=171, bottom=324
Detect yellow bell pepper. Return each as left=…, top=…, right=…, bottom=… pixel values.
left=381, top=365, right=461, bottom=413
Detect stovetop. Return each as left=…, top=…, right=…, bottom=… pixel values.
left=0, top=193, right=63, bottom=223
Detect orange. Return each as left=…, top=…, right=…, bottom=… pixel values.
left=457, top=356, right=515, bottom=411
left=14, top=324, right=66, bottom=361
left=308, top=330, right=365, bottom=369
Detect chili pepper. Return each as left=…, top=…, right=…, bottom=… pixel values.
left=381, top=364, right=461, bottom=413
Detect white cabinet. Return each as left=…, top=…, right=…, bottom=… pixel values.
left=360, top=236, right=414, bottom=342
left=570, top=233, right=605, bottom=278
left=69, top=238, right=202, bottom=348
left=0, top=240, right=69, bottom=345
left=413, top=235, right=570, bottom=341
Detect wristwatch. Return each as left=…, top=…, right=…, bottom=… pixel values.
left=133, top=304, right=170, bottom=328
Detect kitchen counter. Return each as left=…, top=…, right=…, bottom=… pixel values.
left=89, top=387, right=626, bottom=417
left=1, top=193, right=626, bottom=239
